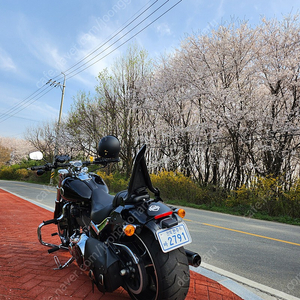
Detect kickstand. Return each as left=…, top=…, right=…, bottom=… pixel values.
left=53, top=255, right=75, bottom=270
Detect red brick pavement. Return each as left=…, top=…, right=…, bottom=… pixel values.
left=0, top=189, right=243, bottom=300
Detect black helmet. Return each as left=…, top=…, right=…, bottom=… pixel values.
left=98, top=135, right=120, bottom=158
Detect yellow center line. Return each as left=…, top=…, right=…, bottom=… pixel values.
left=184, top=218, right=300, bottom=247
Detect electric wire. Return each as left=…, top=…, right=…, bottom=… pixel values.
left=2, top=1, right=299, bottom=126
left=62, top=0, right=159, bottom=78
left=0, top=85, right=52, bottom=120
left=0, top=86, right=56, bottom=124
left=64, top=0, right=173, bottom=79
left=0, top=0, right=177, bottom=123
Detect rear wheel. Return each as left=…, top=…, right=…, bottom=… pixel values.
left=124, top=229, right=190, bottom=300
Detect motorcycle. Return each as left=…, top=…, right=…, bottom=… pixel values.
left=30, top=135, right=201, bottom=300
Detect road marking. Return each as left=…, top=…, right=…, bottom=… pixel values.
left=202, top=223, right=300, bottom=247
left=184, top=218, right=300, bottom=247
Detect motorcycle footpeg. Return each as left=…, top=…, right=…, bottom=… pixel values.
left=43, top=218, right=58, bottom=225
left=48, top=246, right=60, bottom=254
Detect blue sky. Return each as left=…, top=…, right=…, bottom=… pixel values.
left=0, top=0, right=299, bottom=138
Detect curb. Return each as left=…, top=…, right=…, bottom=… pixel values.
left=191, top=265, right=263, bottom=300
left=193, top=263, right=300, bottom=300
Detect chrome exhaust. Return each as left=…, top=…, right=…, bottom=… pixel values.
left=185, top=249, right=201, bottom=267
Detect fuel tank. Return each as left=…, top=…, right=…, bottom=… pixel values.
left=61, top=174, right=109, bottom=202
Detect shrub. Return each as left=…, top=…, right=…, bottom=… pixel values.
left=0, top=166, right=16, bottom=180
left=150, top=170, right=206, bottom=204
left=15, top=168, right=30, bottom=180
left=226, top=175, right=300, bottom=218
left=97, top=171, right=129, bottom=193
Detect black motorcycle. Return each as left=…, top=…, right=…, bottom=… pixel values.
left=30, top=135, right=201, bottom=300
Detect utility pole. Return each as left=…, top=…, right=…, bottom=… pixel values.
left=47, top=72, right=66, bottom=185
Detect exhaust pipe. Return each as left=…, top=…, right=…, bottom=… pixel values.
left=185, top=249, right=201, bottom=267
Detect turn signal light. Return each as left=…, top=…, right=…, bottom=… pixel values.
left=123, top=224, right=136, bottom=236
left=176, top=208, right=186, bottom=219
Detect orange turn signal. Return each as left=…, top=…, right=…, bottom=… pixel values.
left=176, top=208, right=186, bottom=219
left=123, top=224, right=136, bottom=236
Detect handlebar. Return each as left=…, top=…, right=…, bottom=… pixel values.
left=30, top=165, right=46, bottom=171
left=30, top=162, right=70, bottom=171
left=30, top=157, right=120, bottom=172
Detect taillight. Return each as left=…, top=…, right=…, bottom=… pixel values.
left=154, top=211, right=173, bottom=220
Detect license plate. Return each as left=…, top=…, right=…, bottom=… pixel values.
left=156, top=222, right=192, bottom=253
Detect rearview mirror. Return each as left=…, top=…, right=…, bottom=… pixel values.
left=29, top=151, right=43, bottom=161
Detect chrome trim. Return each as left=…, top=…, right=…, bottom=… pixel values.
left=37, top=221, right=68, bottom=250
left=77, top=234, right=89, bottom=257
left=113, top=243, right=139, bottom=264
left=90, top=220, right=100, bottom=235
left=58, top=169, right=69, bottom=175
left=78, top=172, right=91, bottom=181
left=53, top=255, right=75, bottom=270
left=56, top=203, right=69, bottom=222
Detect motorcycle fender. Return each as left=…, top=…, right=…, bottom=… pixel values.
left=128, top=201, right=173, bottom=224
left=144, top=220, right=161, bottom=239
left=84, top=237, right=122, bottom=293
left=144, top=214, right=180, bottom=240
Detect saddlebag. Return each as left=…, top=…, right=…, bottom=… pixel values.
left=84, top=238, right=122, bottom=293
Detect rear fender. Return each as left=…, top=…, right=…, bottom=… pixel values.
left=128, top=201, right=172, bottom=222
left=144, top=214, right=180, bottom=240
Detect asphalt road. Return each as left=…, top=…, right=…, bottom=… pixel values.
left=1, top=179, right=300, bottom=298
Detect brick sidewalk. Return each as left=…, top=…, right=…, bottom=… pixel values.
left=0, top=189, right=242, bottom=300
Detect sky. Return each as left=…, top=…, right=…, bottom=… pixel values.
left=0, top=0, right=300, bottom=139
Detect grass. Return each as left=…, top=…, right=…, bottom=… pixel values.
left=165, top=199, right=300, bottom=226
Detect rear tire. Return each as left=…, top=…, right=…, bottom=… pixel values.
left=125, top=229, right=190, bottom=300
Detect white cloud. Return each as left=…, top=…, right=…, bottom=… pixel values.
left=0, top=47, right=16, bottom=71
left=156, top=23, right=172, bottom=36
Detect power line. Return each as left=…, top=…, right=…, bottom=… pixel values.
left=65, top=0, right=174, bottom=79
left=62, top=0, right=160, bottom=78
left=0, top=86, right=56, bottom=124
left=0, top=0, right=180, bottom=123
left=0, top=84, right=52, bottom=120
left=68, top=1, right=183, bottom=79
left=3, top=1, right=299, bottom=126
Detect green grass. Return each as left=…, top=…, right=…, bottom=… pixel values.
left=165, top=199, right=300, bottom=226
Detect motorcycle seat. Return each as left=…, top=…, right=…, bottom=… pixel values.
left=113, top=190, right=128, bottom=207
left=91, top=188, right=114, bottom=224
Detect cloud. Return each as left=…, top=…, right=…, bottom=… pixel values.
left=156, top=23, right=172, bottom=36
left=0, top=47, right=16, bottom=71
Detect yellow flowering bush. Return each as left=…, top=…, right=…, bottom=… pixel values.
left=0, top=166, right=15, bottom=179
left=97, top=171, right=129, bottom=192
left=15, top=168, right=30, bottom=180
left=225, top=175, right=300, bottom=217
left=150, top=170, right=206, bottom=204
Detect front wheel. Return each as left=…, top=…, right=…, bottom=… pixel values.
left=124, top=229, right=190, bottom=300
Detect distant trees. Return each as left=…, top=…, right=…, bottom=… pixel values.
left=0, top=144, right=10, bottom=167
left=0, top=137, right=34, bottom=165
left=26, top=15, right=300, bottom=189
